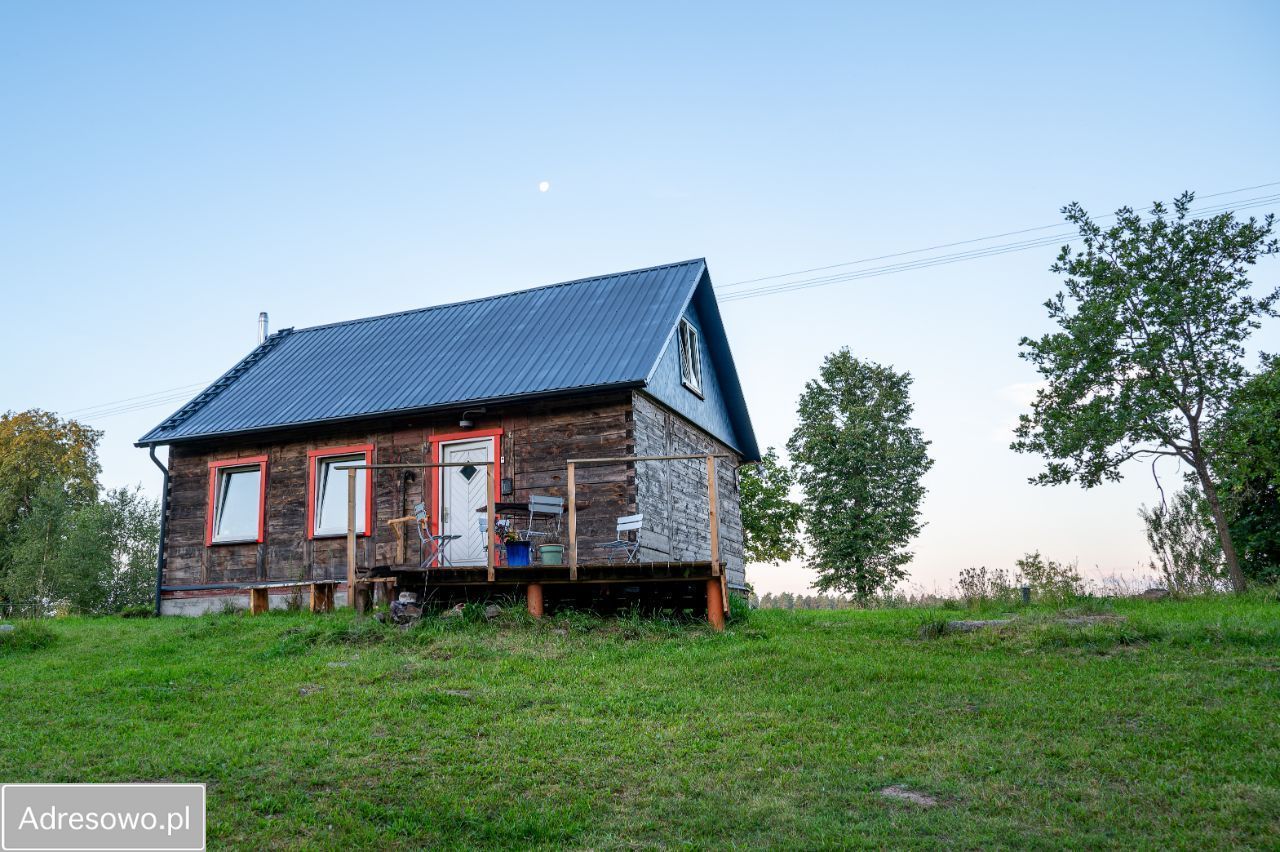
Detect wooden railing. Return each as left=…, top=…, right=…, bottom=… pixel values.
left=337, top=454, right=732, bottom=611
left=565, top=453, right=735, bottom=581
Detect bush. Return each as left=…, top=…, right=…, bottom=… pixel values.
left=1015, top=551, right=1087, bottom=603
left=0, top=621, right=57, bottom=654
left=955, top=565, right=1016, bottom=604
left=1140, top=486, right=1229, bottom=594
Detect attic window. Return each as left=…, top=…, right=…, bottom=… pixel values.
left=207, top=457, right=267, bottom=545
left=678, top=318, right=703, bottom=396
left=308, top=445, right=374, bottom=538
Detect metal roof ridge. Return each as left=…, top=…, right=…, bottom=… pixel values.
left=289, top=257, right=708, bottom=336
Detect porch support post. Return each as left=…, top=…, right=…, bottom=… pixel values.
left=706, top=455, right=720, bottom=577
left=347, top=469, right=362, bottom=612
left=706, top=577, right=725, bottom=631
left=567, top=462, right=578, bottom=581
left=526, top=582, right=544, bottom=618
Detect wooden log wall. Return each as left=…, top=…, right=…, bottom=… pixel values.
left=631, top=391, right=745, bottom=589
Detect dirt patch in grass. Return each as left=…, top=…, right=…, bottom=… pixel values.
left=880, top=786, right=938, bottom=807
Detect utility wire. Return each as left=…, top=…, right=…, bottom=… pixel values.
left=63, top=381, right=211, bottom=416
left=720, top=180, right=1280, bottom=290
left=720, top=193, right=1280, bottom=303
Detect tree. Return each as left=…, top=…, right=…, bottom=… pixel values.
left=787, top=349, right=934, bottom=599
left=1013, top=193, right=1278, bottom=592
left=1, top=483, right=159, bottom=614
left=0, top=410, right=102, bottom=601
left=739, top=447, right=803, bottom=565
left=0, top=409, right=102, bottom=531
left=1208, top=356, right=1280, bottom=584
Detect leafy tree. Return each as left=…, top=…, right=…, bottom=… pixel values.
left=0, top=409, right=102, bottom=532
left=788, top=349, right=934, bottom=599
left=1013, top=193, right=1278, bottom=592
left=1139, top=486, right=1227, bottom=594
left=0, top=410, right=102, bottom=603
left=739, top=447, right=803, bottom=565
left=1208, top=356, right=1280, bottom=583
left=1, top=483, right=159, bottom=615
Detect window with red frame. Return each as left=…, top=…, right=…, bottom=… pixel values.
left=307, top=445, right=373, bottom=537
left=207, top=457, right=267, bottom=545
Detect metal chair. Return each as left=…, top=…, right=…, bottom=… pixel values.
left=520, top=495, right=565, bottom=543
left=600, top=514, right=643, bottom=564
left=413, top=502, right=461, bottom=568
left=478, top=515, right=513, bottom=566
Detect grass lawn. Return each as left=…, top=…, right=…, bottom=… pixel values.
left=2, top=595, right=1279, bottom=848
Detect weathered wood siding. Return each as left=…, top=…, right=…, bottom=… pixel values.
left=161, top=395, right=634, bottom=589
left=632, top=391, right=745, bottom=589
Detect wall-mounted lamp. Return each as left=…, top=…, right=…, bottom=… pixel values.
left=459, top=407, right=487, bottom=429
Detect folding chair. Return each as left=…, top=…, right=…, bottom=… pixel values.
left=520, top=495, right=565, bottom=543
left=478, top=515, right=513, bottom=566
left=413, top=502, right=461, bottom=568
left=600, top=514, right=643, bottom=564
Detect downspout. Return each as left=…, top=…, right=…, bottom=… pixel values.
left=148, top=446, right=170, bottom=616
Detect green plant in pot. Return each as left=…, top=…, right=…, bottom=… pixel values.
left=501, top=527, right=532, bottom=567
left=538, top=529, right=565, bottom=566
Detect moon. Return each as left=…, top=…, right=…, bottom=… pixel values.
left=538, top=180, right=550, bottom=193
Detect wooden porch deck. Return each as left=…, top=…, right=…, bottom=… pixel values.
left=378, top=560, right=719, bottom=586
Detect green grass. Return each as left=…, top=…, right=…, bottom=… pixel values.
left=2, top=595, right=1279, bottom=848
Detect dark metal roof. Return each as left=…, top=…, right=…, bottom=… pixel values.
left=138, top=259, right=755, bottom=456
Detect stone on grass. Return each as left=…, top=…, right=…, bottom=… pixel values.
left=881, top=785, right=937, bottom=807
left=484, top=604, right=502, bottom=620
left=0, top=624, right=13, bottom=633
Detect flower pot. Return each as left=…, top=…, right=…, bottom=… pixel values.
left=504, top=541, right=532, bottom=567
left=539, top=544, right=564, bottom=565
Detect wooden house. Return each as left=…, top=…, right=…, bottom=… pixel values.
left=138, top=259, right=759, bottom=625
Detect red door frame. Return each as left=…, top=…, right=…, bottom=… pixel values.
left=428, top=429, right=502, bottom=538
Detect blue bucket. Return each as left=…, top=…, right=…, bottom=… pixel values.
left=504, top=541, right=532, bottom=567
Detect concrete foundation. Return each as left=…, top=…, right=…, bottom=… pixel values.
left=161, top=588, right=349, bottom=616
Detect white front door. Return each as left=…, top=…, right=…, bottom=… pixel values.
left=440, top=438, right=493, bottom=565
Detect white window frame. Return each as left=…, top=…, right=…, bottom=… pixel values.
left=209, top=461, right=265, bottom=545
left=678, top=317, right=703, bottom=396
left=313, top=452, right=369, bottom=537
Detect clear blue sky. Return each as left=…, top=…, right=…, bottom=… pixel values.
left=2, top=1, right=1277, bottom=594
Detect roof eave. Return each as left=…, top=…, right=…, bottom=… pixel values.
left=133, top=380, right=647, bottom=448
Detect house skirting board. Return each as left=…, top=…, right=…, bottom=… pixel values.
left=161, top=587, right=349, bottom=616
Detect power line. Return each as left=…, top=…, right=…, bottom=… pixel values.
left=720, top=180, right=1280, bottom=291
left=720, top=193, right=1280, bottom=303
left=64, top=381, right=211, bottom=416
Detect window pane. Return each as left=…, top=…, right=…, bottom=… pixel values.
left=679, top=320, right=701, bottom=391
left=214, top=468, right=261, bottom=542
left=316, top=454, right=366, bottom=535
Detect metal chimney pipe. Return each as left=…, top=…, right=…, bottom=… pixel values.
left=257, top=312, right=268, bottom=344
